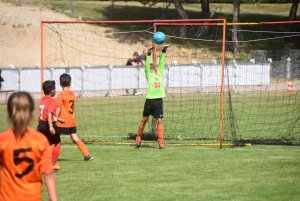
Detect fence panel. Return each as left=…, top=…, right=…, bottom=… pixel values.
left=0, top=63, right=271, bottom=95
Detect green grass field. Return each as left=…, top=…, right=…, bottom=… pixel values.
left=42, top=144, right=300, bottom=201
left=1, top=1, right=299, bottom=200
left=1, top=90, right=299, bottom=146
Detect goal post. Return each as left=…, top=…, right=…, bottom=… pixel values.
left=40, top=19, right=300, bottom=148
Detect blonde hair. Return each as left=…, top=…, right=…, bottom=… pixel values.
left=7, top=92, right=35, bottom=137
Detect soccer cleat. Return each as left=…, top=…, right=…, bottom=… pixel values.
left=52, top=164, right=60, bottom=171
left=158, top=141, right=164, bottom=149
left=147, top=46, right=154, bottom=55
left=162, top=44, right=171, bottom=53
left=83, top=154, right=94, bottom=161
left=136, top=135, right=141, bottom=148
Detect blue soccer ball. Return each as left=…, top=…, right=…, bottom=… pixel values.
left=153, top=32, right=166, bottom=44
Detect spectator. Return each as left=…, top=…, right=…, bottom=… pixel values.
left=126, top=51, right=142, bottom=66
left=125, top=51, right=143, bottom=96
left=138, top=49, right=148, bottom=66
left=0, top=70, right=4, bottom=89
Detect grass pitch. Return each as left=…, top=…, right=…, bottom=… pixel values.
left=43, top=144, right=300, bottom=201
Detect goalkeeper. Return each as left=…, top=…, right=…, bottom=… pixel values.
left=135, top=44, right=170, bottom=149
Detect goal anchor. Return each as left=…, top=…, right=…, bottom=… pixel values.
left=105, top=64, right=117, bottom=97
left=77, top=67, right=90, bottom=98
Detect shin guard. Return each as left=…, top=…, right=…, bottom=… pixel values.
left=136, top=123, right=145, bottom=143
left=156, top=125, right=164, bottom=148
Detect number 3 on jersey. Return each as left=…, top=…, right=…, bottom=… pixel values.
left=69, top=100, right=75, bottom=114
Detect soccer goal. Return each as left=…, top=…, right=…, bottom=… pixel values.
left=40, top=19, right=300, bottom=147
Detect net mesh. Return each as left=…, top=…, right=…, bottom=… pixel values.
left=41, top=20, right=300, bottom=146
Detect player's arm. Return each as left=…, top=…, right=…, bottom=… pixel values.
left=0, top=166, right=2, bottom=188
left=47, top=112, right=55, bottom=135
left=56, top=93, right=62, bottom=118
left=56, top=107, right=61, bottom=118
left=43, top=173, right=57, bottom=201
left=158, top=52, right=165, bottom=76
left=40, top=137, right=57, bottom=201
left=145, top=55, right=151, bottom=79
left=56, top=117, right=66, bottom=124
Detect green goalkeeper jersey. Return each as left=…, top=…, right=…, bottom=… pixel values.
left=145, top=53, right=166, bottom=99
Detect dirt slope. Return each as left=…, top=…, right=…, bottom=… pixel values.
left=0, top=2, right=73, bottom=68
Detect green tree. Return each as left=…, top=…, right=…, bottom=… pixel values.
left=289, top=0, right=298, bottom=21
left=173, top=0, right=189, bottom=37
left=232, top=0, right=241, bottom=55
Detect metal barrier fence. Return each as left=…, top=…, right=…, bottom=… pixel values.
left=0, top=62, right=270, bottom=96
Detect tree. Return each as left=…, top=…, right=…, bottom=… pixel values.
left=289, top=0, right=298, bottom=21
left=201, top=0, right=210, bottom=18
left=172, top=0, right=189, bottom=37
left=232, top=0, right=241, bottom=55
left=288, top=0, right=299, bottom=44
left=195, top=0, right=211, bottom=38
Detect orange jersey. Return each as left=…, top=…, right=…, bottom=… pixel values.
left=0, top=127, right=53, bottom=201
left=56, top=90, right=76, bottom=127
left=37, top=95, right=57, bottom=122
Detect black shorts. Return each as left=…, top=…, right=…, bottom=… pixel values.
left=37, top=122, right=61, bottom=145
left=56, top=127, right=77, bottom=135
left=143, top=98, right=163, bottom=119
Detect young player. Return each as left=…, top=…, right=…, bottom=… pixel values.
left=56, top=73, right=94, bottom=161
left=37, top=80, right=65, bottom=171
left=0, top=91, right=57, bottom=201
left=135, top=45, right=170, bottom=149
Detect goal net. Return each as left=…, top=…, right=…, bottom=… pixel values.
left=41, top=19, right=300, bottom=147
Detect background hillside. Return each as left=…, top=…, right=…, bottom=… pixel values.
left=0, top=1, right=294, bottom=68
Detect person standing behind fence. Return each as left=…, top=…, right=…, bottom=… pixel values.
left=126, top=51, right=143, bottom=95
left=138, top=49, right=148, bottom=66
left=0, top=91, right=57, bottom=201
left=135, top=45, right=170, bottom=149
left=37, top=80, right=65, bottom=171
left=55, top=73, right=94, bottom=161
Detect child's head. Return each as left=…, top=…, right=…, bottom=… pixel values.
left=42, top=80, right=56, bottom=96
left=60, top=73, right=71, bottom=87
left=7, top=91, right=35, bottom=136
left=132, top=51, right=139, bottom=60
left=150, top=63, right=157, bottom=73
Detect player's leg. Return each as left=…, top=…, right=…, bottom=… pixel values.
left=136, top=99, right=151, bottom=148
left=136, top=116, right=149, bottom=147
left=51, top=144, right=60, bottom=170
left=37, top=122, right=61, bottom=170
left=153, top=98, right=164, bottom=149
left=50, top=123, right=61, bottom=170
left=69, top=129, right=94, bottom=161
left=155, top=118, right=164, bottom=149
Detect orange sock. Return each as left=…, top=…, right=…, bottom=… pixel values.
left=156, top=125, right=164, bottom=147
left=49, top=144, right=55, bottom=154
left=136, top=123, right=145, bottom=143
left=52, top=145, right=60, bottom=165
left=76, top=139, right=90, bottom=157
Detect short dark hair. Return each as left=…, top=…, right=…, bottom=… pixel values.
left=60, top=73, right=71, bottom=87
left=133, top=51, right=139, bottom=57
left=42, top=80, right=55, bottom=95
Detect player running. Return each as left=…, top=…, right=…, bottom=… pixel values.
left=56, top=73, right=94, bottom=161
